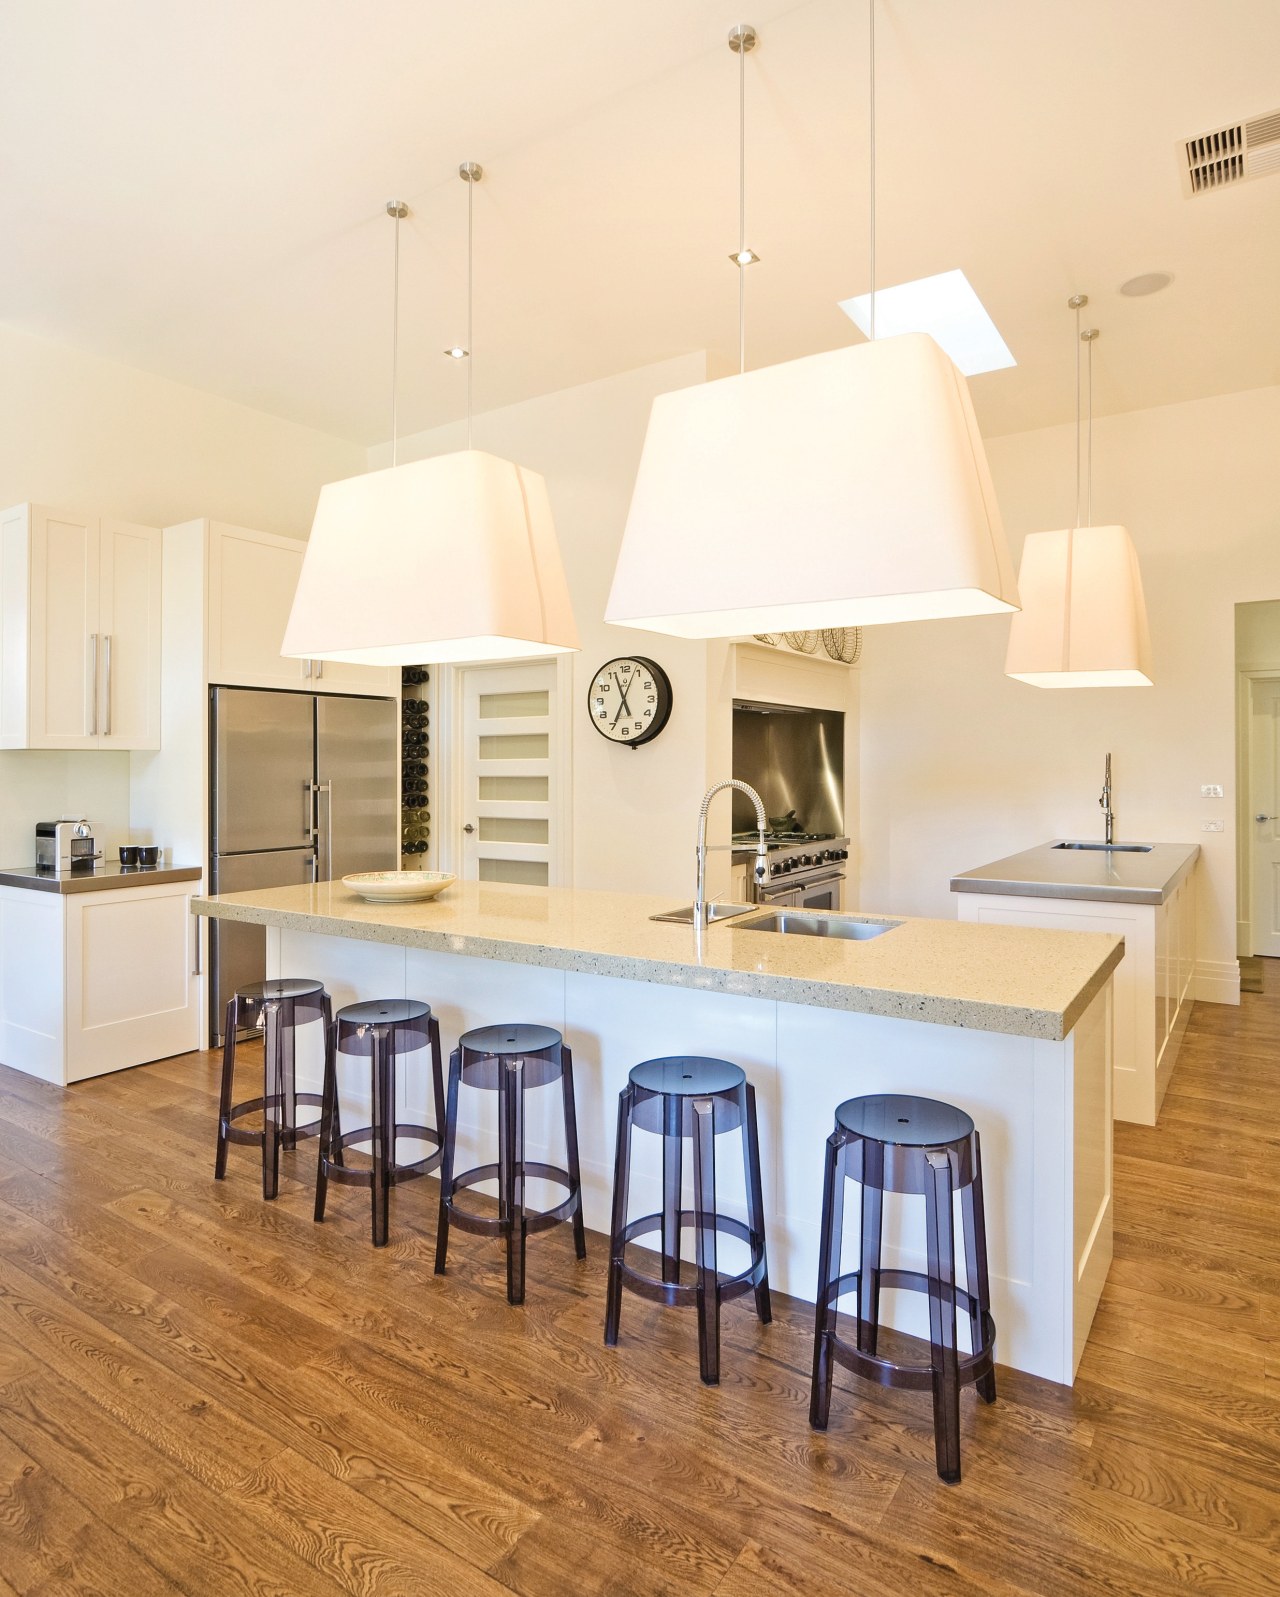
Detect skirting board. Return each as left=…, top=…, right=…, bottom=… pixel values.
left=1193, top=959, right=1241, bottom=1006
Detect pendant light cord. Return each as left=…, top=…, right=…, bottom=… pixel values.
left=738, top=27, right=748, bottom=374
left=868, top=0, right=876, bottom=343
left=1086, top=330, right=1094, bottom=527
left=1073, top=297, right=1082, bottom=531
left=391, top=205, right=403, bottom=468
left=467, top=168, right=475, bottom=449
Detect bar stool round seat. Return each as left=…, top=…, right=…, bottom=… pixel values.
left=605, top=1055, right=770, bottom=1386
left=314, top=998, right=445, bottom=1247
left=215, top=978, right=331, bottom=1200
left=434, top=1022, right=586, bottom=1305
left=810, top=1092, right=997, bottom=1484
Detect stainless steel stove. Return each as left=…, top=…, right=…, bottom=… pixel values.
left=732, top=831, right=850, bottom=909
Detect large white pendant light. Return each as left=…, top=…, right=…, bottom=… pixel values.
left=605, top=7, right=1018, bottom=639
left=283, top=170, right=579, bottom=668
left=1004, top=297, right=1153, bottom=688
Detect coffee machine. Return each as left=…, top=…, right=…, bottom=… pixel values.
left=35, top=818, right=100, bottom=873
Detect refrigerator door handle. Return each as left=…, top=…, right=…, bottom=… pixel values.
left=305, top=779, right=317, bottom=842
left=317, top=780, right=333, bottom=881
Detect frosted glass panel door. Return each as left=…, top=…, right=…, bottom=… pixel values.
left=1249, top=677, right=1280, bottom=956
left=460, top=663, right=559, bottom=886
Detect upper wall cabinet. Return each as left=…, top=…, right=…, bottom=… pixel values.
left=0, top=504, right=162, bottom=750
left=201, top=520, right=395, bottom=696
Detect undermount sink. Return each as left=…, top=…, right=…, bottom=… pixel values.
left=738, top=912, right=900, bottom=941
left=1052, top=842, right=1153, bottom=853
left=650, top=901, right=757, bottom=925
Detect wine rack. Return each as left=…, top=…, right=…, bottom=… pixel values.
left=401, top=666, right=430, bottom=861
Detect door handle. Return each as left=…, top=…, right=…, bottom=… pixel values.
left=305, top=780, right=317, bottom=840
left=317, top=780, right=333, bottom=879
left=88, top=633, right=99, bottom=735
left=102, top=634, right=112, bottom=736
left=1256, top=814, right=1276, bottom=822
left=463, top=823, right=475, bottom=834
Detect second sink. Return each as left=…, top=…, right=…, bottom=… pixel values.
left=1052, top=842, right=1153, bottom=853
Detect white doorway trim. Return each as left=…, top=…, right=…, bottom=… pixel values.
left=435, top=655, right=574, bottom=886
left=1236, top=666, right=1280, bottom=956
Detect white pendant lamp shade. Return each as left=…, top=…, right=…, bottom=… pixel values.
left=1004, top=525, right=1152, bottom=688
left=283, top=449, right=579, bottom=666
left=606, top=332, right=1019, bottom=637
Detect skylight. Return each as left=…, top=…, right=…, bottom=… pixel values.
left=839, top=269, right=1015, bottom=376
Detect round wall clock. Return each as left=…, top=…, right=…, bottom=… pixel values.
left=587, top=656, right=673, bottom=748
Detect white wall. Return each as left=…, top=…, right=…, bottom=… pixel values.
left=0, top=321, right=363, bottom=865
left=858, top=382, right=1280, bottom=1002
left=376, top=354, right=717, bottom=898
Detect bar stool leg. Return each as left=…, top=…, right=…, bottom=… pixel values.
left=858, top=1138, right=884, bottom=1356
left=926, top=1149, right=962, bottom=1484
left=809, top=1131, right=845, bottom=1430
left=604, top=1085, right=634, bottom=1347
left=661, top=1090, right=683, bottom=1285
left=370, top=1026, right=393, bottom=1247
left=741, top=1083, right=772, bottom=1324
left=691, top=1097, right=719, bottom=1385
left=963, top=1132, right=997, bottom=1404
left=434, top=1047, right=462, bottom=1275
left=560, top=1046, right=588, bottom=1260
left=214, top=996, right=238, bottom=1180
left=314, top=1020, right=338, bottom=1222
left=499, top=1057, right=527, bottom=1305
left=262, top=1001, right=283, bottom=1201
left=279, top=1001, right=298, bottom=1153
left=321, top=994, right=344, bottom=1163
left=428, top=1017, right=446, bottom=1166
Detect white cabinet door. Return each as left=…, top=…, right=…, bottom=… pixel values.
left=98, top=519, right=162, bottom=750
left=206, top=522, right=309, bottom=690
left=205, top=522, right=396, bottom=696
left=28, top=506, right=100, bottom=749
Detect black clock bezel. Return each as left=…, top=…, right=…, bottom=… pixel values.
left=587, top=655, right=673, bottom=748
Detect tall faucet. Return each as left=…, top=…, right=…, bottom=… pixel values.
left=1099, top=752, right=1114, bottom=844
left=695, top=780, right=768, bottom=927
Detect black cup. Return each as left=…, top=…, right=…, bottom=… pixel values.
left=119, top=845, right=140, bottom=867
left=136, top=845, right=160, bottom=867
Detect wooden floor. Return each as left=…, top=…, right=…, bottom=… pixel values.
left=0, top=984, right=1277, bottom=1597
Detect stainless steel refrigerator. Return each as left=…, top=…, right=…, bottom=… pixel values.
left=208, top=686, right=398, bottom=1043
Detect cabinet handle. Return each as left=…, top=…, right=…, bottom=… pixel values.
left=303, top=658, right=312, bottom=679
left=88, top=633, right=99, bottom=735
left=191, top=913, right=202, bottom=976
left=102, top=634, right=113, bottom=736
left=316, top=658, right=324, bottom=680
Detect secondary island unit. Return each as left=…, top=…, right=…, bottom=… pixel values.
left=193, top=879, right=1123, bottom=1386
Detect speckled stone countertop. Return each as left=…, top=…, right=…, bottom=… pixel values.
left=193, top=880, right=1123, bottom=1042
left=951, top=841, right=1200, bottom=906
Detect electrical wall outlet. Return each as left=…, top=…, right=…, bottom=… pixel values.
left=1201, top=819, right=1225, bottom=832
left=1201, top=783, right=1224, bottom=798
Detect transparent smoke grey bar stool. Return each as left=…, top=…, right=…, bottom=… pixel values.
left=215, top=978, right=331, bottom=1200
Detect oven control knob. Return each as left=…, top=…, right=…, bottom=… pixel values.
left=781, top=858, right=795, bottom=872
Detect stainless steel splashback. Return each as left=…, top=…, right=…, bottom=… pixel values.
left=731, top=701, right=845, bottom=834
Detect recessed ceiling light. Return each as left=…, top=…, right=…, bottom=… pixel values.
left=728, top=248, right=760, bottom=267
left=838, top=268, right=1015, bottom=375
left=1119, top=272, right=1173, bottom=297
left=444, top=345, right=469, bottom=359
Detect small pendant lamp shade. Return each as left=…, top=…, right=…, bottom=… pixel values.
left=605, top=332, right=1019, bottom=637
left=1004, top=524, right=1152, bottom=688
left=282, top=449, right=579, bottom=666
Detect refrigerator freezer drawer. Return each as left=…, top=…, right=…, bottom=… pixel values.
left=208, top=847, right=315, bottom=1045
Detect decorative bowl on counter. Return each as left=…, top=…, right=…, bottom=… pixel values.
left=341, top=870, right=456, bottom=904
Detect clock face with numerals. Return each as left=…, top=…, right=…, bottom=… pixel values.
left=587, top=656, right=673, bottom=747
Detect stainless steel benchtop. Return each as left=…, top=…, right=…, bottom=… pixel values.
left=0, top=863, right=203, bottom=894
left=950, top=842, right=1200, bottom=907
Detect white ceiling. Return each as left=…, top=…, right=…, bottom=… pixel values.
left=3, top=0, right=1279, bottom=445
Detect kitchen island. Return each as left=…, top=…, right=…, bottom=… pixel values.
left=953, top=841, right=1200, bottom=1125
left=194, top=880, right=1123, bottom=1385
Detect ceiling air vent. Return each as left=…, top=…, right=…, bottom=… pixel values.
left=1183, top=109, right=1280, bottom=194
